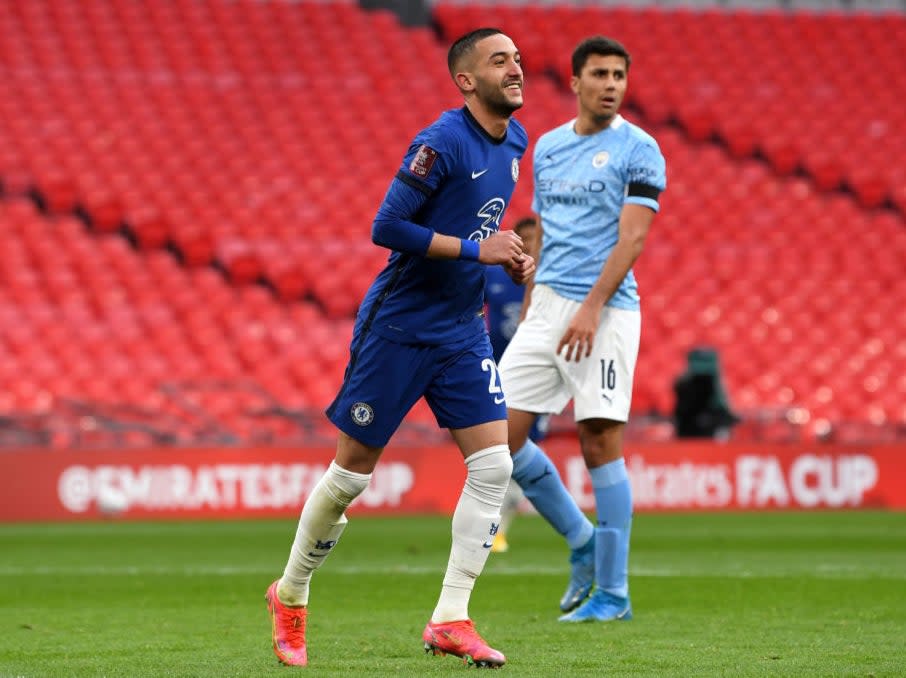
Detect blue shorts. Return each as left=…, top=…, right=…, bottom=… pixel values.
left=326, top=330, right=507, bottom=448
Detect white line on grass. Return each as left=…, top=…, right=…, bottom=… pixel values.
left=0, top=563, right=902, bottom=579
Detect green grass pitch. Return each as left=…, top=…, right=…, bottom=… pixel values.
left=1, top=512, right=905, bottom=677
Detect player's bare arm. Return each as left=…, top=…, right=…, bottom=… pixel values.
left=425, top=230, right=525, bottom=265
left=478, top=230, right=527, bottom=265
left=557, top=203, right=655, bottom=362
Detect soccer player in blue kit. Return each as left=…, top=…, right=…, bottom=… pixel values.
left=498, top=36, right=667, bottom=622
left=265, top=28, right=532, bottom=668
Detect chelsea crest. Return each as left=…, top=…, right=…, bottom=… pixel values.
left=350, top=402, right=374, bottom=426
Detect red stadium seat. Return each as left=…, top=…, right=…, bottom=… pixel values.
left=128, top=208, right=171, bottom=250
left=217, top=240, right=262, bottom=286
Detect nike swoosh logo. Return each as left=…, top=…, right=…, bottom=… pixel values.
left=482, top=541, right=494, bottom=548
left=528, top=469, right=552, bottom=485
left=471, top=169, right=489, bottom=179
left=494, top=395, right=505, bottom=404
left=601, top=393, right=613, bottom=403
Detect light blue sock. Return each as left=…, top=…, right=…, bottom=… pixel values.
left=511, top=439, right=594, bottom=550
left=590, top=458, right=633, bottom=599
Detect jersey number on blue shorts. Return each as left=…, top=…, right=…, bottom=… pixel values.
left=482, top=358, right=506, bottom=405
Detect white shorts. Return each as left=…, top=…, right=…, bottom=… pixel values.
left=498, top=284, right=641, bottom=422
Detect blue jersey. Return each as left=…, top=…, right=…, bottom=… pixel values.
left=360, top=107, right=528, bottom=345
left=485, top=265, right=525, bottom=362
left=532, top=114, right=666, bottom=309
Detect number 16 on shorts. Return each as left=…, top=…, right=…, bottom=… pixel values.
left=600, top=358, right=617, bottom=404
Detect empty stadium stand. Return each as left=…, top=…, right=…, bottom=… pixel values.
left=0, top=0, right=903, bottom=446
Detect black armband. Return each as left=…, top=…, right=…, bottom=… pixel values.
left=627, top=182, right=661, bottom=201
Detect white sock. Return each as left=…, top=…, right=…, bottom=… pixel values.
left=432, top=445, right=512, bottom=623
left=278, top=461, right=371, bottom=606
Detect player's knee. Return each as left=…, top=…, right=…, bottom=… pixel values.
left=507, top=432, right=529, bottom=456
left=483, top=450, right=513, bottom=487
left=466, top=444, right=513, bottom=490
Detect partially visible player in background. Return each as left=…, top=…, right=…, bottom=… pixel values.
left=484, top=214, right=549, bottom=553
left=265, top=28, right=532, bottom=668
left=499, top=36, right=666, bottom=622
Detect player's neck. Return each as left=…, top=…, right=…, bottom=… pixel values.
left=574, top=112, right=617, bottom=136
left=465, top=101, right=511, bottom=141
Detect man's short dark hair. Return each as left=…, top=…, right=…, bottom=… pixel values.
left=571, top=36, right=631, bottom=77
left=448, top=27, right=504, bottom=76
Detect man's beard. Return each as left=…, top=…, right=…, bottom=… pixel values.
left=479, top=81, right=523, bottom=117
left=488, top=96, right=523, bottom=117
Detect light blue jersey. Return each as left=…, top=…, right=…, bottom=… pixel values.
left=531, top=114, right=666, bottom=309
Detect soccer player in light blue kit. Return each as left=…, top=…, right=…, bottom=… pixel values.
left=498, top=36, right=667, bottom=622
left=265, top=28, right=533, bottom=668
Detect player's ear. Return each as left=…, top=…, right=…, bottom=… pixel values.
left=455, top=71, right=475, bottom=93
left=570, top=75, right=580, bottom=95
